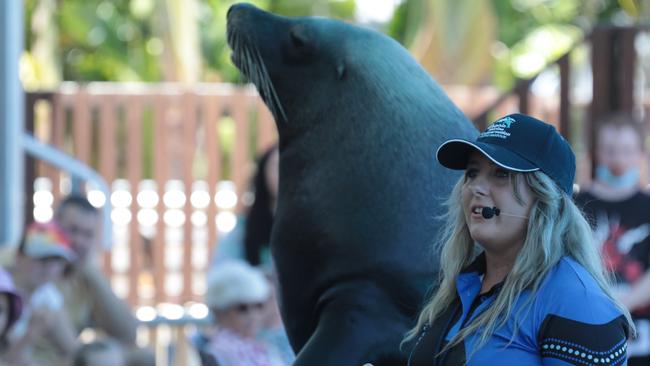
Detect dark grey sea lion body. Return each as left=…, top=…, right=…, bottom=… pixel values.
left=227, top=4, right=478, bottom=365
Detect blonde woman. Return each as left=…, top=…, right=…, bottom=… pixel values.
left=407, top=114, right=634, bottom=365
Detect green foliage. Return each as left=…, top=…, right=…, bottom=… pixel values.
left=25, top=0, right=639, bottom=86
left=55, top=0, right=161, bottom=82
left=268, top=0, right=355, bottom=18
left=387, top=0, right=426, bottom=47
left=26, top=0, right=357, bottom=83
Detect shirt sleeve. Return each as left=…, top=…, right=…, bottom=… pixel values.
left=535, top=259, right=631, bottom=366
left=539, top=314, right=629, bottom=366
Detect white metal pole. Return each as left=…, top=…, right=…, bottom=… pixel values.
left=0, top=1, right=25, bottom=247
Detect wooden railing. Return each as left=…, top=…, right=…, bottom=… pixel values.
left=472, top=24, right=650, bottom=186
left=25, top=82, right=278, bottom=307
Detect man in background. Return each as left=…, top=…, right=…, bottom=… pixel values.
left=55, top=195, right=154, bottom=366
left=574, top=112, right=650, bottom=365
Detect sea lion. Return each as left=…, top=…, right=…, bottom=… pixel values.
left=226, top=4, right=478, bottom=365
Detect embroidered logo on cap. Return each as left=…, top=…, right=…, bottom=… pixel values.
left=479, top=116, right=517, bottom=140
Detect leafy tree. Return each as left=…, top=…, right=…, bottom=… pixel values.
left=388, top=0, right=645, bottom=88
left=24, top=0, right=356, bottom=85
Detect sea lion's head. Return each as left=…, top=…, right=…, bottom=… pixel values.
left=227, top=3, right=434, bottom=141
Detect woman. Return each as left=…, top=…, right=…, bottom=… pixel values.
left=203, top=260, right=283, bottom=366
left=407, top=114, right=633, bottom=365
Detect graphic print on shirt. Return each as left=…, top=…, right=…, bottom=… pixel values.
left=593, top=212, right=650, bottom=290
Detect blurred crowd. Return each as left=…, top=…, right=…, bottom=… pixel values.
left=0, top=144, right=292, bottom=366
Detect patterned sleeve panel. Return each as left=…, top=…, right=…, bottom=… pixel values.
left=539, top=314, right=629, bottom=366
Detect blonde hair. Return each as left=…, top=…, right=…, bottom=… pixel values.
left=404, top=171, right=634, bottom=356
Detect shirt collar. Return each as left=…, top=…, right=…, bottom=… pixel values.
left=458, top=252, right=506, bottom=297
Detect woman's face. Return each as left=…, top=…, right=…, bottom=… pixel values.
left=461, top=152, right=534, bottom=257
left=216, top=302, right=265, bottom=338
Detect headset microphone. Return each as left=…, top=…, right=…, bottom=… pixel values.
left=481, top=206, right=528, bottom=220
left=481, top=207, right=500, bottom=219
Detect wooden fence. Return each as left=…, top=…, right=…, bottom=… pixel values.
left=25, top=82, right=278, bottom=307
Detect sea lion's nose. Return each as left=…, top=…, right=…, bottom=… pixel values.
left=227, top=3, right=259, bottom=20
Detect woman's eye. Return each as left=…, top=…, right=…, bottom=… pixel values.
left=465, top=169, right=478, bottom=180
left=495, top=169, right=510, bottom=178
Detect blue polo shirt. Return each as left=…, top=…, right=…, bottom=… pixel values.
left=408, top=254, right=630, bottom=365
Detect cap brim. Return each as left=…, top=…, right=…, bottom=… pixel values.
left=436, top=139, right=540, bottom=172
left=24, top=244, right=76, bottom=262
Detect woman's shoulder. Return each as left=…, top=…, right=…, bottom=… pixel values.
left=536, top=257, right=623, bottom=323
left=532, top=258, right=630, bottom=365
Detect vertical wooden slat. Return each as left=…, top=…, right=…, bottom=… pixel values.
left=24, top=93, right=38, bottom=224
left=203, top=95, right=222, bottom=261
left=98, top=97, right=117, bottom=282
left=153, top=95, right=168, bottom=304
left=558, top=55, right=571, bottom=140
left=619, top=28, right=637, bottom=113
left=127, top=99, right=144, bottom=307
left=517, top=79, right=531, bottom=115
left=73, top=87, right=92, bottom=165
left=590, top=26, right=613, bottom=179
left=181, top=92, right=196, bottom=302
left=231, top=92, right=251, bottom=212
left=50, top=93, right=68, bottom=202
left=256, top=99, right=277, bottom=152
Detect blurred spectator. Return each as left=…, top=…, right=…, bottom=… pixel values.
left=213, top=145, right=279, bottom=269
left=0, top=267, right=22, bottom=354
left=574, top=112, right=650, bottom=365
left=73, top=340, right=126, bottom=366
left=4, top=221, right=79, bottom=365
left=257, top=272, right=295, bottom=365
left=203, top=260, right=283, bottom=366
left=210, top=145, right=294, bottom=364
left=54, top=195, right=154, bottom=366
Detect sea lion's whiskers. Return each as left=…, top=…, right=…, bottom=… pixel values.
left=228, top=27, right=287, bottom=123
left=241, top=45, right=272, bottom=117
left=250, top=47, right=275, bottom=117
left=244, top=46, right=270, bottom=116
left=253, top=46, right=287, bottom=123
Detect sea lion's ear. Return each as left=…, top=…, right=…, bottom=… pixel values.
left=336, top=63, right=346, bottom=80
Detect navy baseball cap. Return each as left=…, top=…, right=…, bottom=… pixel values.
left=436, top=113, right=576, bottom=195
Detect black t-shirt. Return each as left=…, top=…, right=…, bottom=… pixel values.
left=575, top=190, right=650, bottom=317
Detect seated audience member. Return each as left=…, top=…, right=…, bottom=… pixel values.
left=0, top=266, right=22, bottom=355
left=258, top=272, right=295, bottom=365
left=55, top=194, right=154, bottom=366
left=204, top=260, right=282, bottom=366
left=5, top=221, right=79, bottom=366
left=74, top=340, right=126, bottom=366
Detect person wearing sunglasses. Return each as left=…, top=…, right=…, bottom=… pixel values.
left=204, top=260, right=282, bottom=366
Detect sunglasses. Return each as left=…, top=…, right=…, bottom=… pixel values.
left=234, top=302, right=265, bottom=313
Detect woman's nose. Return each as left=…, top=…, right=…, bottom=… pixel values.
left=468, top=176, right=489, bottom=196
